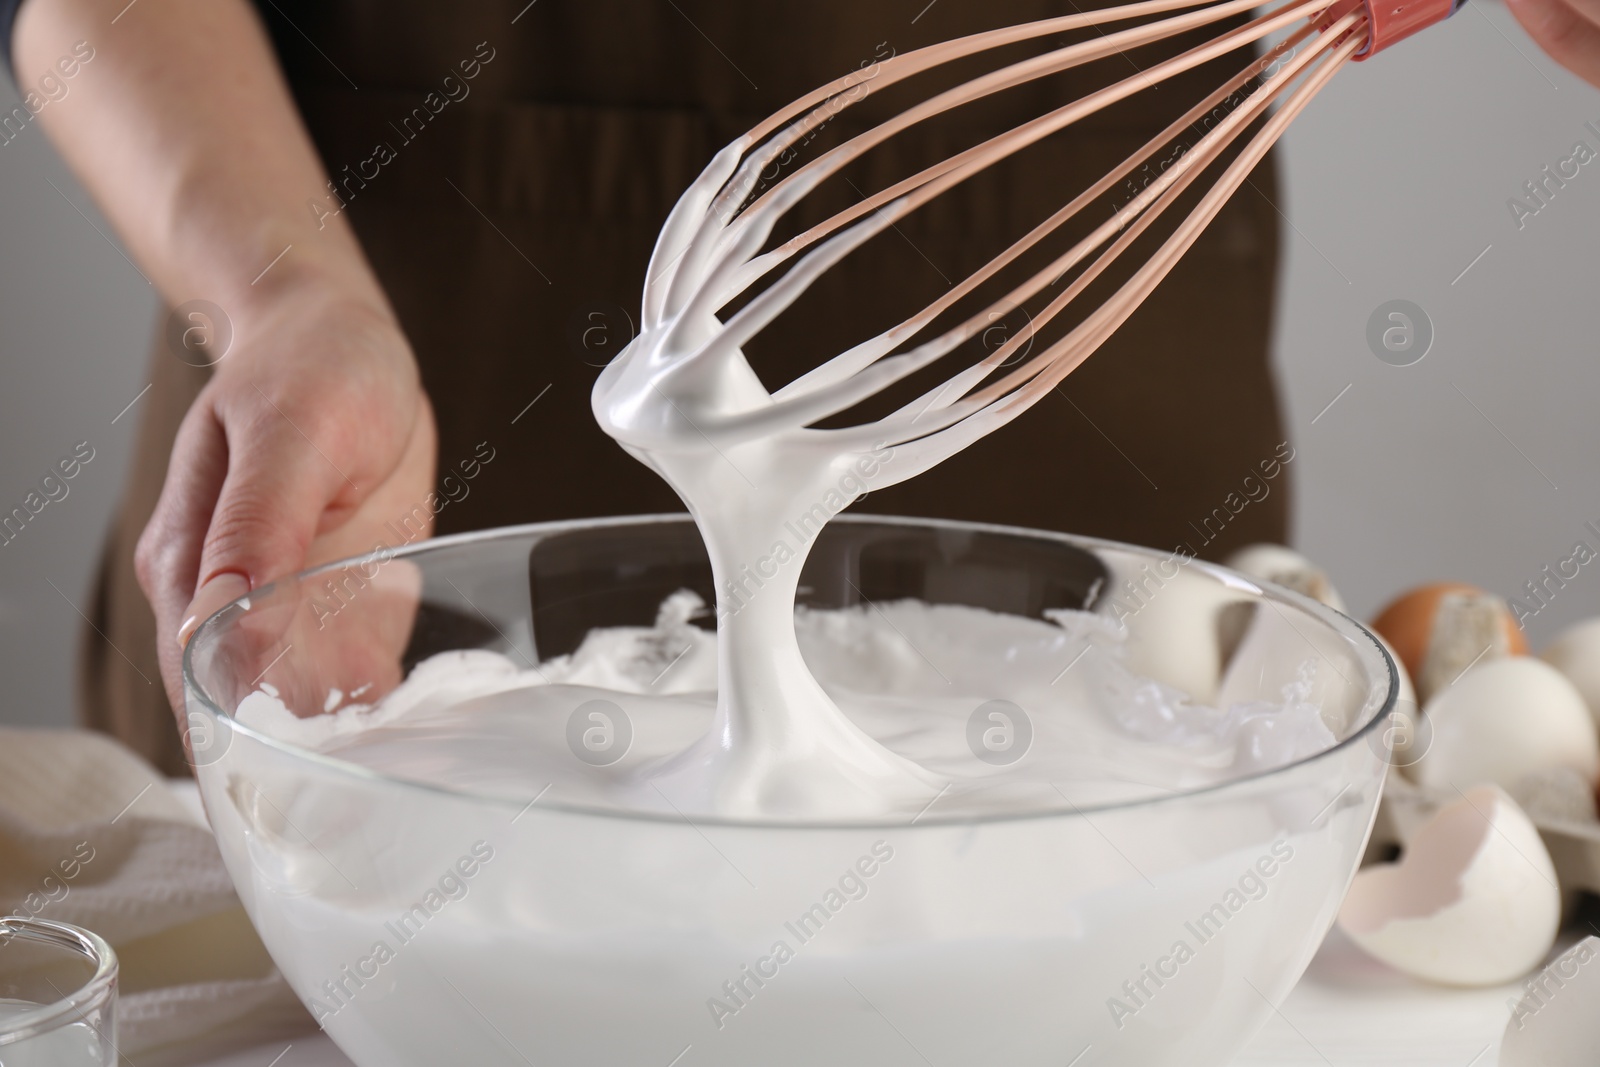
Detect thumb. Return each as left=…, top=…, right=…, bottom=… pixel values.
left=1505, top=0, right=1600, bottom=87
left=177, top=396, right=359, bottom=650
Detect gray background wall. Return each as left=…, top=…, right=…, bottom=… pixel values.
left=0, top=67, right=154, bottom=729
left=2, top=1, right=1597, bottom=730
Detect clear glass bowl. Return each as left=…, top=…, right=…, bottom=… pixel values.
left=184, top=515, right=1394, bottom=1067
left=0, top=917, right=118, bottom=1067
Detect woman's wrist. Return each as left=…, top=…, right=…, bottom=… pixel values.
left=157, top=176, right=392, bottom=336
left=235, top=252, right=398, bottom=341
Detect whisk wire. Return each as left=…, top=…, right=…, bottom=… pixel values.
left=774, top=5, right=1337, bottom=411
left=611, top=0, right=1408, bottom=489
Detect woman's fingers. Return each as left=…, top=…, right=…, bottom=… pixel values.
left=1548, top=0, right=1600, bottom=29
left=302, top=390, right=438, bottom=570
left=1507, top=0, right=1600, bottom=88
left=181, top=396, right=437, bottom=723
left=180, top=381, right=352, bottom=662
left=134, top=398, right=232, bottom=713
left=140, top=381, right=347, bottom=715
left=135, top=302, right=430, bottom=718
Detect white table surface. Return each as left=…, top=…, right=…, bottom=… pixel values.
left=1234, top=928, right=1514, bottom=1065
left=196, top=928, right=1517, bottom=1067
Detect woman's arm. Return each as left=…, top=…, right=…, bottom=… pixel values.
left=14, top=0, right=436, bottom=718
left=13, top=0, right=382, bottom=320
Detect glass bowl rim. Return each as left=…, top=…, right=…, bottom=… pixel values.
left=0, top=916, right=117, bottom=1048
left=183, top=512, right=1398, bottom=830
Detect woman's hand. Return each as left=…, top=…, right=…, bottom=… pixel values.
left=136, top=287, right=436, bottom=715
left=1507, top=0, right=1600, bottom=88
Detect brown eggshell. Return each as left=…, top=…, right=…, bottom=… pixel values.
left=1370, top=582, right=1527, bottom=704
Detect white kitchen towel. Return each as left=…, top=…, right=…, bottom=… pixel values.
left=0, top=727, right=314, bottom=1065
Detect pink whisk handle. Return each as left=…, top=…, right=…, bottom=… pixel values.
left=1342, top=0, right=1466, bottom=58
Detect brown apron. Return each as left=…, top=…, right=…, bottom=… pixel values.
left=83, top=0, right=1289, bottom=774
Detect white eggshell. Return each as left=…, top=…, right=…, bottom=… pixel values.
left=1499, top=936, right=1600, bottom=1066
left=1542, top=617, right=1600, bottom=728
left=1338, top=785, right=1560, bottom=986
left=1365, top=631, right=1427, bottom=779
left=1413, top=657, right=1600, bottom=792
left=1376, top=631, right=1418, bottom=710
left=1214, top=597, right=1369, bottom=737
left=1106, top=560, right=1239, bottom=704
left=1224, top=542, right=1346, bottom=612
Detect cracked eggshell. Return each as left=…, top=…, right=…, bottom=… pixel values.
left=1412, top=657, right=1599, bottom=793
left=1499, top=936, right=1600, bottom=1067
left=1541, top=617, right=1600, bottom=729
left=1374, top=631, right=1417, bottom=710
left=1371, top=583, right=1527, bottom=704
left=1105, top=558, right=1242, bottom=704
left=1337, top=785, right=1559, bottom=986
left=1368, top=632, right=1427, bottom=778
left=1224, top=543, right=1346, bottom=611
left=1214, top=594, right=1367, bottom=733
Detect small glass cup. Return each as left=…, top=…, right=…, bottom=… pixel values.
left=0, top=917, right=118, bottom=1067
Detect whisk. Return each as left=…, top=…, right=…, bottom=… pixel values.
left=593, top=0, right=1463, bottom=813
left=596, top=0, right=1463, bottom=479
